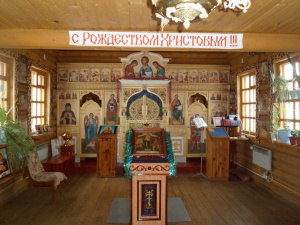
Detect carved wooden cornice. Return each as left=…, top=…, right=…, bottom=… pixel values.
left=57, top=82, right=117, bottom=89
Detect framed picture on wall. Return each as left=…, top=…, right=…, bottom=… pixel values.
left=18, top=91, right=28, bottom=112
left=58, top=100, right=78, bottom=126
left=90, top=68, right=101, bottom=82
left=19, top=55, right=28, bottom=84
left=258, top=93, right=270, bottom=116
left=58, top=68, right=68, bottom=82
left=0, top=145, right=11, bottom=180
left=69, top=69, right=79, bottom=82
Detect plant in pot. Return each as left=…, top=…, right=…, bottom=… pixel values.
left=290, top=130, right=300, bottom=146
left=0, top=104, right=36, bottom=172
left=269, top=60, right=291, bottom=143
left=288, top=55, right=300, bottom=99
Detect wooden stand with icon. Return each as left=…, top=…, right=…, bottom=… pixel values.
left=129, top=128, right=170, bottom=225
left=97, top=126, right=117, bottom=177
left=206, top=128, right=230, bottom=181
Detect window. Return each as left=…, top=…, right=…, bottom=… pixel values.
left=31, top=67, right=49, bottom=132
left=238, top=71, right=256, bottom=135
left=277, top=56, right=300, bottom=130
left=0, top=54, right=12, bottom=110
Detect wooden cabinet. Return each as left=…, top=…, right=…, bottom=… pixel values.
left=97, top=134, right=117, bottom=177
left=206, top=128, right=230, bottom=181
left=130, top=162, right=169, bottom=225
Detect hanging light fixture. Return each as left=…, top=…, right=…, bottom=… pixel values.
left=152, top=0, right=251, bottom=31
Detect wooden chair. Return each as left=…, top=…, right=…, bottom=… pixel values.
left=24, top=151, right=67, bottom=202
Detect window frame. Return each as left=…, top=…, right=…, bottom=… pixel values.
left=31, top=67, right=50, bottom=132
left=0, top=53, right=14, bottom=117
left=275, top=55, right=300, bottom=130
left=238, top=69, right=257, bottom=136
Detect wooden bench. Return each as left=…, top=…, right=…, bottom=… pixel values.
left=43, top=153, right=75, bottom=174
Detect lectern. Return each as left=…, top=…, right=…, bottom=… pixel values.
left=129, top=128, right=170, bottom=225
left=97, top=133, right=117, bottom=177
left=206, top=128, right=230, bottom=181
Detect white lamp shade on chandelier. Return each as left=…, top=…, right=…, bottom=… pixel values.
left=152, top=0, right=251, bottom=30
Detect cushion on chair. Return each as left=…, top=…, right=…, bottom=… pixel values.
left=30, top=171, right=67, bottom=189
left=27, top=151, right=67, bottom=189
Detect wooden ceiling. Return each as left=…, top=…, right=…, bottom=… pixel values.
left=0, top=0, right=300, bottom=65
left=1, top=0, right=299, bottom=34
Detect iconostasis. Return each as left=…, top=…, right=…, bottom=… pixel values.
left=57, top=52, right=230, bottom=161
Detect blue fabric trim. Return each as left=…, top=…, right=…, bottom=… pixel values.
left=126, top=90, right=163, bottom=118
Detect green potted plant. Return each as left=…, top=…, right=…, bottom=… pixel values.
left=288, top=55, right=300, bottom=99
left=0, top=104, right=36, bottom=172
left=269, top=59, right=290, bottom=144
left=290, top=130, right=300, bottom=146
left=269, top=60, right=291, bottom=143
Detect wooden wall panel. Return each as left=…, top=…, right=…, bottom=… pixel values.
left=235, top=140, right=300, bottom=207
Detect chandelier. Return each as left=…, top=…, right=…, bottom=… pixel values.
left=152, top=0, right=251, bottom=30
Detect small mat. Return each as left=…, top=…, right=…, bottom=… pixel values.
left=107, top=197, right=191, bottom=223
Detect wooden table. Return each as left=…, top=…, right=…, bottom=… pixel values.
left=43, top=153, right=75, bottom=174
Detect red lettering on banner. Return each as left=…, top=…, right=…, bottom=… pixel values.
left=121, top=35, right=129, bottom=45
left=131, top=35, right=135, bottom=45
left=230, top=35, right=237, bottom=47
left=143, top=35, right=149, bottom=45
left=176, top=36, right=183, bottom=46
left=210, top=36, right=216, bottom=46
left=149, top=35, right=159, bottom=45
left=160, top=34, right=169, bottom=46
left=114, top=34, right=121, bottom=45
left=168, top=35, right=175, bottom=46
left=83, top=32, right=90, bottom=45
left=69, top=31, right=242, bottom=48
left=196, top=36, right=203, bottom=46
left=189, top=36, right=196, bottom=46
left=135, top=35, right=143, bottom=45
left=204, top=36, right=210, bottom=46
left=72, top=34, right=79, bottom=43
left=182, top=35, right=189, bottom=46
left=90, top=34, right=97, bottom=44
left=217, top=36, right=226, bottom=46
left=107, top=34, right=114, bottom=45
left=97, top=34, right=107, bottom=44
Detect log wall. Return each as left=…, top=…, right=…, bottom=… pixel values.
left=235, top=139, right=300, bottom=208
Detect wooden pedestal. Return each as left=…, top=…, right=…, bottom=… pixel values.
left=97, top=134, right=117, bottom=177
left=130, top=162, right=170, bottom=225
left=206, top=128, right=230, bottom=181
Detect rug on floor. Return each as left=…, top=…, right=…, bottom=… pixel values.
left=107, top=197, right=191, bottom=223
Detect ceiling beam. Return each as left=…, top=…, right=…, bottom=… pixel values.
left=0, top=29, right=300, bottom=52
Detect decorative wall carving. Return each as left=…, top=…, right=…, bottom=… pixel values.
left=57, top=126, right=79, bottom=134
left=80, top=90, right=101, bottom=99
left=148, top=88, right=167, bottom=104
left=172, top=83, right=230, bottom=91
left=171, top=136, right=184, bottom=156
left=123, top=88, right=141, bottom=103
left=168, top=127, right=188, bottom=134
left=188, top=91, right=208, bottom=100
left=58, top=83, right=117, bottom=89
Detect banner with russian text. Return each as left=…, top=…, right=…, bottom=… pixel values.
left=69, top=31, right=243, bottom=49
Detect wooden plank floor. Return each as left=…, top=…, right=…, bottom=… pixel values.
left=1, top=173, right=300, bottom=225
